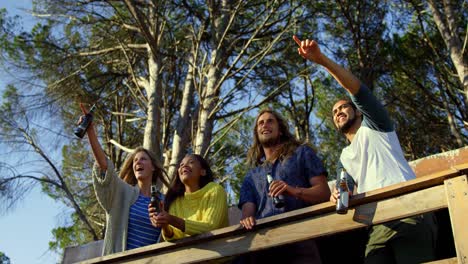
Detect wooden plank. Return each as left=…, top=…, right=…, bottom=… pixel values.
left=424, top=257, right=458, bottom=264
left=453, top=162, right=468, bottom=174
left=347, top=166, right=462, bottom=207
left=81, top=167, right=463, bottom=264
left=444, top=175, right=468, bottom=264
left=77, top=169, right=456, bottom=264
left=226, top=165, right=463, bottom=230
left=410, top=146, right=468, bottom=177
left=81, top=184, right=448, bottom=264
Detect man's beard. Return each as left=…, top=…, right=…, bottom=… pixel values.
left=338, top=115, right=357, bottom=134
left=259, top=136, right=280, bottom=148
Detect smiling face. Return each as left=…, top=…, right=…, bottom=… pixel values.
left=256, top=112, right=281, bottom=148
left=332, top=99, right=360, bottom=133
left=178, top=154, right=206, bottom=188
left=132, top=151, right=155, bottom=184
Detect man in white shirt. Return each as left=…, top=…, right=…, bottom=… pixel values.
left=294, top=35, right=437, bottom=264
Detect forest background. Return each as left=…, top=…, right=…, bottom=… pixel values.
left=0, top=0, right=466, bottom=263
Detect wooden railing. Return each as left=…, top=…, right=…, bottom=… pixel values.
left=70, top=147, right=468, bottom=264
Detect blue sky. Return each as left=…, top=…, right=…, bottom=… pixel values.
left=0, top=187, right=62, bottom=263
left=0, top=1, right=63, bottom=263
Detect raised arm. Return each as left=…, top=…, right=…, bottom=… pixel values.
left=293, top=35, right=361, bottom=95
left=81, top=103, right=128, bottom=211
left=79, top=103, right=107, bottom=170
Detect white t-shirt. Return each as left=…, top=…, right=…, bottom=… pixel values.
left=339, top=85, right=415, bottom=194
left=340, top=127, right=415, bottom=194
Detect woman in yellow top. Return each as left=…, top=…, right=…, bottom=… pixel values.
left=149, top=154, right=229, bottom=241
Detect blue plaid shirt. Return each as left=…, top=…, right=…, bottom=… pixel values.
left=239, top=145, right=327, bottom=219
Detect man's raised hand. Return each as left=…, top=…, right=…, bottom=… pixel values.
left=293, top=35, right=323, bottom=64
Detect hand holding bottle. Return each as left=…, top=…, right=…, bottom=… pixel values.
left=267, top=174, right=285, bottom=208
left=150, top=185, right=161, bottom=213
left=335, top=169, right=351, bottom=214
left=74, top=103, right=96, bottom=138
left=148, top=200, right=165, bottom=228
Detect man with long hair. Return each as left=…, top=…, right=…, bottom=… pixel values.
left=294, top=35, right=437, bottom=263
left=238, top=109, right=330, bottom=263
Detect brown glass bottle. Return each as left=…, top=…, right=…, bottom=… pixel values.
left=150, top=185, right=161, bottom=213
left=267, top=173, right=285, bottom=208
left=74, top=104, right=96, bottom=138
left=336, top=169, right=349, bottom=214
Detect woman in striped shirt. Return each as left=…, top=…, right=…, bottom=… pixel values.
left=79, top=104, right=169, bottom=255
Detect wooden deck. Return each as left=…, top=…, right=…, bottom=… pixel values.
left=66, top=147, right=468, bottom=264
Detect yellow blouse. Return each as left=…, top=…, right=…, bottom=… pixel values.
left=162, top=182, right=229, bottom=241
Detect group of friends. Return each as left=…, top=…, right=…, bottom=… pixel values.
left=79, top=36, right=437, bottom=263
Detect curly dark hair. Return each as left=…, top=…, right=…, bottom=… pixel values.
left=164, top=154, right=214, bottom=211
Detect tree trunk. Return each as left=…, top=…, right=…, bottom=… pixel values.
left=441, top=89, right=464, bottom=147
left=143, top=49, right=162, bottom=160
left=427, top=0, right=468, bottom=103
left=166, top=56, right=196, bottom=181
left=195, top=58, right=221, bottom=156
left=194, top=0, right=230, bottom=156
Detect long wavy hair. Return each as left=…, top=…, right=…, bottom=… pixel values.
left=164, top=154, right=214, bottom=211
left=119, top=146, right=169, bottom=188
left=246, top=109, right=302, bottom=167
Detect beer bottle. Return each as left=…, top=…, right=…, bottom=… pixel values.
left=267, top=173, right=285, bottom=208
left=74, top=104, right=96, bottom=138
left=336, top=168, right=350, bottom=214
left=150, top=185, right=161, bottom=213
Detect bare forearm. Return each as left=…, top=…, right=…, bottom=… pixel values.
left=87, top=124, right=107, bottom=170
left=289, top=175, right=331, bottom=204
left=169, top=214, right=185, bottom=232
left=241, top=202, right=256, bottom=219
left=293, top=184, right=331, bottom=204
left=240, top=202, right=256, bottom=229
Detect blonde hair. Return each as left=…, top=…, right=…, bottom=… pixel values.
left=119, top=146, right=169, bottom=187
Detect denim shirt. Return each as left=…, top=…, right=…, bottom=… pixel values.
left=239, top=145, right=327, bottom=219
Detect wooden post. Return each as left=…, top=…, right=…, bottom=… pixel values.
left=444, top=175, right=468, bottom=264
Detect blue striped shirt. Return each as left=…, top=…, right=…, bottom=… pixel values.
left=126, top=194, right=161, bottom=250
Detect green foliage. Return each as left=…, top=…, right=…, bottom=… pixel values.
left=382, top=28, right=465, bottom=157
left=49, top=212, right=99, bottom=253
left=209, top=114, right=255, bottom=205
left=0, top=84, right=103, bottom=246
left=0, top=252, right=11, bottom=264
left=312, top=77, right=349, bottom=179
left=0, top=0, right=466, bottom=255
